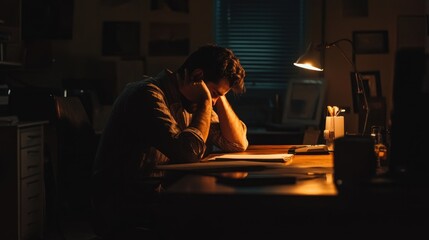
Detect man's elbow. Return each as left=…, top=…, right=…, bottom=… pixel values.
left=233, top=139, right=249, bottom=152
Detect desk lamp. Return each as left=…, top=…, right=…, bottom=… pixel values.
left=293, top=39, right=369, bottom=135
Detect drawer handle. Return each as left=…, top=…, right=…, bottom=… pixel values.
left=27, top=164, right=39, bottom=169
left=26, top=221, right=37, bottom=226
left=26, top=134, right=41, bottom=139
left=27, top=209, right=39, bottom=215
left=27, top=179, right=40, bottom=185
left=28, top=194, right=40, bottom=200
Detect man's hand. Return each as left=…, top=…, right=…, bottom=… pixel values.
left=177, top=69, right=212, bottom=104
left=177, top=69, right=212, bottom=141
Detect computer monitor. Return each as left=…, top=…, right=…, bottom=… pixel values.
left=389, top=47, right=429, bottom=180
left=281, top=78, right=326, bottom=130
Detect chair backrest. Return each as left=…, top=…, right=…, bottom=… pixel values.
left=54, top=96, right=92, bottom=130
left=53, top=96, right=97, bottom=213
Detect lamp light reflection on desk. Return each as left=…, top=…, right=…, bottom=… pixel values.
left=290, top=173, right=335, bottom=195
left=219, top=172, right=249, bottom=178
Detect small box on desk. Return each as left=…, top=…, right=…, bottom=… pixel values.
left=333, top=135, right=377, bottom=192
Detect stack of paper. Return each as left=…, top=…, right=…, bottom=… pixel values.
left=155, top=153, right=293, bottom=171
left=208, top=153, right=293, bottom=163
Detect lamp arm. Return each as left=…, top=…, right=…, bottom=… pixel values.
left=325, top=38, right=370, bottom=135
left=295, top=39, right=370, bottom=135
left=325, top=38, right=357, bottom=72
left=356, top=73, right=370, bottom=135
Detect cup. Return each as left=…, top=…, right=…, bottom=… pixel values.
left=370, top=125, right=389, bottom=174
left=324, top=116, right=344, bottom=151
left=325, top=116, right=344, bottom=138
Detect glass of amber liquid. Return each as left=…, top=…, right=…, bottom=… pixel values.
left=370, top=126, right=388, bottom=174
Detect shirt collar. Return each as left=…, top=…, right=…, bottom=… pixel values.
left=156, top=69, right=181, bottom=105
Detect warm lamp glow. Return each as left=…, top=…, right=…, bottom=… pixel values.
left=294, top=39, right=370, bottom=135
left=293, top=42, right=323, bottom=71
left=293, top=62, right=323, bottom=71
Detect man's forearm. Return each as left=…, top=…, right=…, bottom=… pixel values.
left=215, top=96, right=247, bottom=147
left=190, top=99, right=212, bottom=141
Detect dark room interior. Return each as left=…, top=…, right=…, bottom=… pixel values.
left=1, top=0, right=428, bottom=239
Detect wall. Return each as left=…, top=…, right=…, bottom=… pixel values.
left=0, top=0, right=214, bottom=130
left=51, top=0, right=214, bottom=80
left=317, top=0, right=427, bottom=134
left=2, top=0, right=427, bottom=133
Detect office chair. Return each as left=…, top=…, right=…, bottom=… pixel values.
left=51, top=96, right=97, bottom=213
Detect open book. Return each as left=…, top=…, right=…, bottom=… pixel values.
left=155, top=153, right=293, bottom=172
left=208, top=153, right=293, bottom=163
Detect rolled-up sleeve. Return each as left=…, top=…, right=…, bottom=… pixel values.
left=208, top=113, right=249, bottom=152
left=174, top=127, right=207, bottom=163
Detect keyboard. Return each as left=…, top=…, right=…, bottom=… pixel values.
left=288, top=145, right=330, bottom=155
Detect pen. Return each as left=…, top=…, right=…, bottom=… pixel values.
left=289, top=145, right=307, bottom=149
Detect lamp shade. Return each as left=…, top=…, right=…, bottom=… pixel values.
left=293, top=38, right=370, bottom=135
left=293, top=42, right=323, bottom=71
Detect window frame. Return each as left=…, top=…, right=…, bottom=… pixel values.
left=214, top=0, right=308, bottom=89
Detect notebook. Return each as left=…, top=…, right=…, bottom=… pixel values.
left=209, top=153, right=294, bottom=163
left=287, top=145, right=329, bottom=155
left=155, top=153, right=293, bottom=172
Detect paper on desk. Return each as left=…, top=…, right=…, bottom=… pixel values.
left=155, top=153, right=293, bottom=172
left=155, top=160, right=284, bottom=171
left=208, top=153, right=294, bottom=163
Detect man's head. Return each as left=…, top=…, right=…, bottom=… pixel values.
left=177, top=44, right=246, bottom=95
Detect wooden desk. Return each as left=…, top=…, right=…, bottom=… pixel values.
left=164, top=145, right=336, bottom=196
left=157, top=145, right=429, bottom=239
left=158, top=145, right=340, bottom=239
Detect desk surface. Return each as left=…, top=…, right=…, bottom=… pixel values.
left=164, top=145, right=336, bottom=196
left=157, top=145, right=429, bottom=239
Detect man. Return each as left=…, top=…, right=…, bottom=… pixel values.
left=91, top=44, right=248, bottom=238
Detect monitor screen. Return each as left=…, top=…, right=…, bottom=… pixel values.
left=281, top=78, right=326, bottom=129
left=389, top=47, right=429, bottom=179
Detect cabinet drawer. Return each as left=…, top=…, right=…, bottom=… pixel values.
left=20, top=207, right=42, bottom=240
left=20, top=146, right=42, bottom=178
left=20, top=127, right=42, bottom=148
left=21, top=175, right=42, bottom=205
left=21, top=177, right=43, bottom=215
left=20, top=175, right=43, bottom=240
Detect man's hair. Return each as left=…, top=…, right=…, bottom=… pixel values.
left=177, top=44, right=246, bottom=94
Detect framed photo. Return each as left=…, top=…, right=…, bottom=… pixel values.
left=102, top=21, right=140, bottom=56
left=281, top=79, right=326, bottom=128
left=353, top=30, right=388, bottom=54
left=350, top=71, right=382, bottom=113
left=148, top=22, right=190, bottom=56
left=150, top=0, right=189, bottom=13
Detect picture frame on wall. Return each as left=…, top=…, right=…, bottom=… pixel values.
left=360, top=71, right=382, bottom=97
left=102, top=21, right=140, bottom=57
left=353, top=30, right=388, bottom=54
left=350, top=71, right=382, bottom=113
left=281, top=79, right=326, bottom=128
left=150, top=0, right=189, bottom=13
left=148, top=22, right=190, bottom=56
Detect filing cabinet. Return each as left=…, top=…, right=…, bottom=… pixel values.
left=0, top=121, right=47, bottom=240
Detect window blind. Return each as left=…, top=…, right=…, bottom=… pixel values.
left=214, top=0, right=306, bottom=88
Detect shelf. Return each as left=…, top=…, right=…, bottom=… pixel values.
left=0, top=61, right=21, bottom=66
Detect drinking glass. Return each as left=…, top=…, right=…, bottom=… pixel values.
left=370, top=126, right=388, bottom=174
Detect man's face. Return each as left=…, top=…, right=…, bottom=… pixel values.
left=182, top=78, right=231, bottom=113
left=205, top=78, right=231, bottom=106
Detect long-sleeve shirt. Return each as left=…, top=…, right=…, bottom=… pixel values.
left=92, top=69, right=248, bottom=188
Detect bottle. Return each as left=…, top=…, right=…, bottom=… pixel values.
left=370, top=126, right=388, bottom=174
left=324, top=129, right=335, bottom=151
